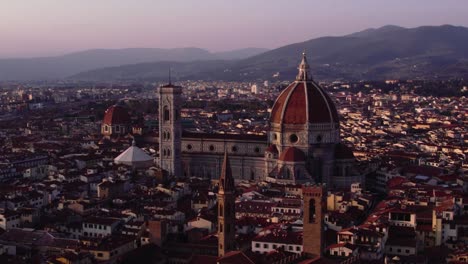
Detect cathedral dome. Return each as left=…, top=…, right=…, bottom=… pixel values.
left=103, top=105, right=131, bottom=125
left=270, top=53, right=339, bottom=125
left=279, top=147, right=305, bottom=162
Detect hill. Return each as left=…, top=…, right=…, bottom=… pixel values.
left=0, top=47, right=268, bottom=81
left=72, top=25, right=468, bottom=81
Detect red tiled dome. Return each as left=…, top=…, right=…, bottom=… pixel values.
left=270, top=81, right=339, bottom=125
left=270, top=53, right=339, bottom=125
left=279, top=147, right=306, bottom=162
left=103, top=105, right=131, bottom=125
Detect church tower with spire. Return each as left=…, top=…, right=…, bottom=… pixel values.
left=217, top=152, right=236, bottom=257
left=158, top=81, right=182, bottom=178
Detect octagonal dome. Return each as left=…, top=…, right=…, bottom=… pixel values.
left=103, top=104, right=131, bottom=125
left=270, top=53, right=339, bottom=125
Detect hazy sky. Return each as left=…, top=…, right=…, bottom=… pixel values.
left=1, top=0, right=468, bottom=58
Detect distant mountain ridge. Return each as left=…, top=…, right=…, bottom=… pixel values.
left=72, top=25, right=468, bottom=81
left=2, top=25, right=468, bottom=81
left=0, top=47, right=269, bottom=81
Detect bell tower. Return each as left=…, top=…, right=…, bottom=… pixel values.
left=158, top=82, right=182, bottom=178
left=302, top=185, right=325, bottom=257
left=217, top=151, right=236, bottom=257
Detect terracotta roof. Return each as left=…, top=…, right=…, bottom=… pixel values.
left=279, top=147, right=305, bottom=162
left=103, top=105, right=130, bottom=125
left=270, top=81, right=339, bottom=125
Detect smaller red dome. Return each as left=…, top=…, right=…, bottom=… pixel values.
left=265, top=145, right=278, bottom=154
left=279, top=147, right=306, bottom=162
left=103, top=105, right=131, bottom=125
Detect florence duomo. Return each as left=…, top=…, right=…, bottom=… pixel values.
left=1, top=1, right=467, bottom=264
left=148, top=53, right=363, bottom=188
left=102, top=53, right=364, bottom=189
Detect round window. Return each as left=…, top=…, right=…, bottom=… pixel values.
left=289, top=134, right=298, bottom=143
left=209, top=145, right=215, bottom=151
left=254, top=147, right=260, bottom=153
left=187, top=144, right=192, bottom=150
left=231, top=146, right=238, bottom=152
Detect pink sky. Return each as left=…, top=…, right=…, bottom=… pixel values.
left=1, top=0, right=468, bottom=58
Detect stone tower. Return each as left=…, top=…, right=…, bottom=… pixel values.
left=302, top=185, right=325, bottom=257
left=217, top=151, right=236, bottom=257
left=158, top=82, right=182, bottom=178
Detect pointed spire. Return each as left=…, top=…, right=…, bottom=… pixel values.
left=219, top=151, right=234, bottom=194
left=296, top=51, right=311, bottom=81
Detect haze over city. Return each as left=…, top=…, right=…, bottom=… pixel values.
left=2, top=0, right=468, bottom=58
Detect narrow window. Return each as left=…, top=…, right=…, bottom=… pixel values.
left=163, top=106, right=170, bottom=121
left=309, top=199, right=316, bottom=223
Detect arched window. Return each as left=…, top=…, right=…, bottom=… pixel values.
left=163, top=106, right=170, bottom=121
left=167, top=132, right=170, bottom=140
left=309, top=199, right=316, bottom=223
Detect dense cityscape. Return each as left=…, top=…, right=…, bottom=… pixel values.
left=0, top=59, right=466, bottom=263
left=1, top=1, right=468, bottom=264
